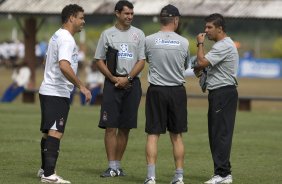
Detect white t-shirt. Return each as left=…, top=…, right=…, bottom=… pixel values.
left=12, top=66, right=31, bottom=87
left=85, top=66, right=105, bottom=89
left=39, top=28, right=79, bottom=98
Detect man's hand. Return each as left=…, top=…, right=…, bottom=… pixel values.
left=114, top=77, right=131, bottom=89
left=197, top=33, right=206, bottom=44
left=80, top=86, right=92, bottom=103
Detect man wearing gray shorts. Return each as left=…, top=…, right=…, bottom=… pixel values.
left=194, top=13, right=239, bottom=184
left=144, top=4, right=190, bottom=184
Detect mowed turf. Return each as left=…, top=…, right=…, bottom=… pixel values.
left=0, top=103, right=281, bottom=184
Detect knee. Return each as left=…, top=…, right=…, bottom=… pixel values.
left=105, top=128, right=117, bottom=135
left=48, top=130, right=63, bottom=139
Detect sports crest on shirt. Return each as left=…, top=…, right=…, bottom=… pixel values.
left=131, top=32, right=139, bottom=42
left=118, top=43, right=133, bottom=59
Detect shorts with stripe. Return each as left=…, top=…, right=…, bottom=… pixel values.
left=145, top=84, right=188, bottom=134
left=39, top=94, right=70, bottom=133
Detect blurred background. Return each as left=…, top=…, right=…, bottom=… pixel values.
left=0, top=0, right=281, bottom=111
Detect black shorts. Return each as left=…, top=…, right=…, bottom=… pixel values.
left=98, top=78, right=142, bottom=129
left=145, top=84, right=188, bottom=134
left=39, top=94, right=70, bottom=133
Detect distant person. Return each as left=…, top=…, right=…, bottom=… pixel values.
left=193, top=13, right=239, bottom=184
left=1, top=62, right=31, bottom=102
left=36, top=40, right=48, bottom=65
left=80, top=61, right=104, bottom=105
left=243, top=50, right=254, bottom=59
left=144, top=4, right=189, bottom=184
left=94, top=0, right=145, bottom=178
left=37, top=4, right=91, bottom=183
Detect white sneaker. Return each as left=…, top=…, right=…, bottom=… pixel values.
left=41, top=174, right=71, bottom=183
left=37, top=168, right=44, bottom=178
left=204, top=175, right=232, bottom=184
left=170, top=177, right=184, bottom=184
left=144, top=177, right=156, bottom=184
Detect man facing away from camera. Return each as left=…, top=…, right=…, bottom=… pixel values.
left=144, top=4, right=190, bottom=184
left=94, top=0, right=146, bottom=178
left=37, top=4, right=91, bottom=183
left=194, top=13, right=239, bottom=184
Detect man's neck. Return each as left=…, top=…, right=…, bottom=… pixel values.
left=215, top=33, right=227, bottom=42
left=62, top=24, right=75, bottom=36
left=160, top=25, right=175, bottom=32
left=115, top=22, right=130, bottom=31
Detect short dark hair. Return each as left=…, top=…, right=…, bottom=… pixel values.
left=160, top=17, right=175, bottom=26
left=114, top=0, right=134, bottom=12
left=205, top=13, right=226, bottom=32
left=61, top=4, right=84, bottom=24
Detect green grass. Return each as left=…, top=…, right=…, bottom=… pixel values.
left=0, top=103, right=281, bottom=184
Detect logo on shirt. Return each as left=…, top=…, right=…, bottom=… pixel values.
left=131, top=32, right=139, bottom=41
left=118, top=43, right=133, bottom=59
left=72, top=47, right=78, bottom=63
left=51, top=34, right=58, bottom=41
left=155, top=38, right=180, bottom=46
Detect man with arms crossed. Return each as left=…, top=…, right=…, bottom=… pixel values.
left=144, top=4, right=189, bottom=184
left=194, top=13, right=238, bottom=184
left=94, top=0, right=145, bottom=177
left=38, top=4, right=91, bottom=183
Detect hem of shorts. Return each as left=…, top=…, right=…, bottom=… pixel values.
left=98, top=125, right=136, bottom=129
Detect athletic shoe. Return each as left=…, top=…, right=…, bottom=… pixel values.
left=41, top=174, right=71, bottom=183
left=204, top=175, right=232, bottom=184
left=220, top=175, right=232, bottom=184
left=116, top=168, right=126, bottom=176
left=144, top=177, right=156, bottom=184
left=100, top=168, right=117, bottom=177
left=170, top=177, right=184, bottom=184
left=37, top=168, right=44, bottom=178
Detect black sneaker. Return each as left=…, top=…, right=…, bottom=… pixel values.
left=100, top=168, right=117, bottom=177
left=116, top=168, right=126, bottom=176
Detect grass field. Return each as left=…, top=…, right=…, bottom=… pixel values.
left=0, top=103, right=281, bottom=184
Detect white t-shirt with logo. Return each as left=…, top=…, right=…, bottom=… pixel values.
left=39, top=28, right=79, bottom=98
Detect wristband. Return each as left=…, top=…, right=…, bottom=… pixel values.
left=197, top=42, right=204, bottom=47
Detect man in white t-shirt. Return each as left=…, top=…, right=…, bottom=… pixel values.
left=37, top=4, right=91, bottom=184
left=1, top=63, right=31, bottom=102
left=80, top=61, right=104, bottom=105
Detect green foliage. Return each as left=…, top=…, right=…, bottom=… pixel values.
left=1, top=15, right=282, bottom=59
left=0, top=103, right=281, bottom=183
left=272, top=37, right=282, bottom=58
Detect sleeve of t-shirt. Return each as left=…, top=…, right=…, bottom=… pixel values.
left=205, top=42, right=230, bottom=66
left=58, top=39, right=74, bottom=63
left=94, top=31, right=107, bottom=60
left=137, top=31, right=146, bottom=61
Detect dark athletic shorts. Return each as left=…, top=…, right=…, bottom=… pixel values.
left=145, top=84, right=188, bottom=134
left=98, top=78, right=142, bottom=129
left=39, top=94, right=70, bottom=133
